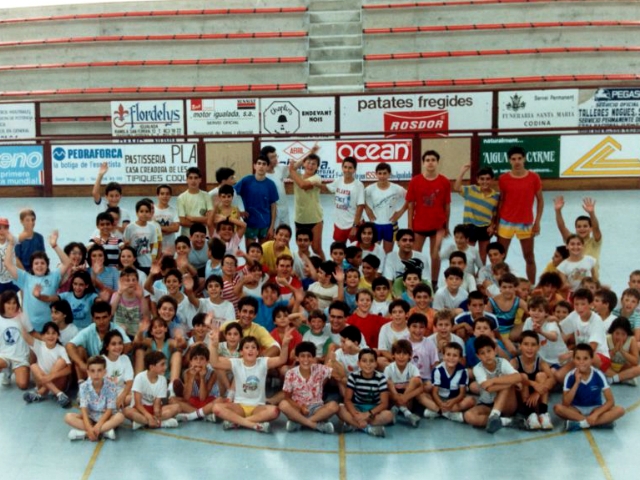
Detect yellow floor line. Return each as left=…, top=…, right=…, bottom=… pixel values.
left=339, top=434, right=347, bottom=480
left=625, top=397, right=640, bottom=413
left=584, top=430, right=614, bottom=480
left=80, top=440, right=104, bottom=480
left=146, top=429, right=339, bottom=454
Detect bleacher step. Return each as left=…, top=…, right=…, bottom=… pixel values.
left=309, top=46, right=363, bottom=61
left=310, top=59, right=363, bottom=75
left=310, top=34, right=362, bottom=48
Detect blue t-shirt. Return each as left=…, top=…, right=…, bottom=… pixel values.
left=563, top=367, right=608, bottom=407
left=465, top=335, right=510, bottom=368
left=16, top=268, right=62, bottom=332
left=252, top=297, right=289, bottom=332
left=432, top=362, right=469, bottom=400
left=454, top=312, right=499, bottom=331
left=70, top=322, right=131, bottom=356
left=235, top=175, right=279, bottom=229
left=59, top=291, right=98, bottom=329
left=15, top=233, right=45, bottom=273
left=89, top=266, right=119, bottom=292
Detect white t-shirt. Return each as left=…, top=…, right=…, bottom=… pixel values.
left=378, top=323, right=409, bottom=351
left=440, top=243, right=483, bottom=276
left=371, top=300, right=390, bottom=317
left=154, top=205, right=180, bottom=255
left=522, top=318, right=568, bottom=365
left=359, top=243, right=386, bottom=273
left=302, top=329, right=331, bottom=358
left=266, top=164, right=289, bottom=210
left=104, top=354, right=134, bottom=394
left=364, top=183, right=406, bottom=225
left=308, top=282, right=338, bottom=310
left=123, top=222, right=158, bottom=268
left=31, top=339, right=70, bottom=374
left=427, top=332, right=466, bottom=360
left=132, top=371, right=168, bottom=406
left=384, top=362, right=420, bottom=390
left=560, top=311, right=609, bottom=358
left=326, top=177, right=365, bottom=229
left=383, top=250, right=430, bottom=281
left=335, top=348, right=360, bottom=375
left=198, top=299, right=236, bottom=327
left=473, top=357, right=518, bottom=404
left=0, top=314, right=32, bottom=363
left=432, top=286, right=468, bottom=310
left=95, top=198, right=131, bottom=225
left=557, top=255, right=597, bottom=292
left=230, top=357, right=268, bottom=406
left=59, top=324, right=79, bottom=346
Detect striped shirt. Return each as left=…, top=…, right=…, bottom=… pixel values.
left=347, top=370, right=388, bottom=406
left=460, top=185, right=500, bottom=227
left=432, top=362, right=469, bottom=400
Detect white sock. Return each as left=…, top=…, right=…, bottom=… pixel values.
left=579, top=419, right=590, bottom=429
left=56, top=392, right=64, bottom=397
left=185, top=409, right=203, bottom=421
left=501, top=417, right=512, bottom=426
left=613, top=374, right=620, bottom=384
left=400, top=407, right=411, bottom=416
left=490, top=409, right=501, bottom=417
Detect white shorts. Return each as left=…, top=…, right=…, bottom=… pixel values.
left=0, top=355, right=30, bottom=370
left=575, top=405, right=599, bottom=416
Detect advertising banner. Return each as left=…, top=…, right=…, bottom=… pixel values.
left=479, top=136, right=561, bottom=178
left=0, top=145, right=44, bottom=186
left=340, top=93, right=492, bottom=135
left=261, top=97, right=335, bottom=135
left=260, top=138, right=413, bottom=181
left=0, top=103, right=36, bottom=140
left=560, top=134, right=640, bottom=177
left=577, top=88, right=640, bottom=130
left=187, top=98, right=259, bottom=135
left=111, top=100, right=184, bottom=137
left=498, top=89, right=578, bottom=129
left=51, top=143, right=197, bottom=185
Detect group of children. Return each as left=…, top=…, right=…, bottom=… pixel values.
left=0, top=146, right=636, bottom=442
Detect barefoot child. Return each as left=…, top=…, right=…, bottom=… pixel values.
left=65, top=355, right=126, bottom=441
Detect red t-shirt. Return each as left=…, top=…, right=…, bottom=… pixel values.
left=270, top=328, right=303, bottom=365
left=347, top=313, right=389, bottom=349
left=498, top=171, right=542, bottom=224
left=406, top=174, right=451, bottom=232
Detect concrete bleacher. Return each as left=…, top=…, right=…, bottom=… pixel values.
left=362, top=0, right=640, bottom=85
left=0, top=0, right=309, bottom=97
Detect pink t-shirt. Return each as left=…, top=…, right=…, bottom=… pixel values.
left=498, top=171, right=541, bottom=224
left=283, top=364, right=332, bottom=406
left=406, top=174, right=451, bottom=232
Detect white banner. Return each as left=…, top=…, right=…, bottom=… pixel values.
left=340, top=92, right=492, bottom=135
left=578, top=88, right=640, bottom=130
left=186, top=98, right=259, bottom=135
left=261, top=97, right=335, bottom=135
left=498, top=89, right=578, bottom=129
left=260, top=138, right=413, bottom=182
left=0, top=103, right=36, bottom=140
left=51, top=143, right=197, bottom=185
left=560, top=134, right=640, bottom=177
left=111, top=100, right=184, bottom=137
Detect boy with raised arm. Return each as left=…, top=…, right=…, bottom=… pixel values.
left=92, top=162, right=131, bottom=233
left=554, top=196, right=602, bottom=274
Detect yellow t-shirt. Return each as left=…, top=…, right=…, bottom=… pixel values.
left=261, top=241, right=292, bottom=273
left=293, top=174, right=323, bottom=224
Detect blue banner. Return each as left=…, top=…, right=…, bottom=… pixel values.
left=0, top=145, right=44, bottom=186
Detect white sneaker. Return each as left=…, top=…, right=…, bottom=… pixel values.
left=254, top=422, right=271, bottom=434
left=205, top=413, right=217, bottom=423
left=161, top=418, right=179, bottom=428
left=442, top=411, right=464, bottom=423
left=539, top=413, right=554, bottom=430
left=1, top=363, right=12, bottom=386
left=623, top=378, right=638, bottom=386
left=132, top=421, right=143, bottom=431
left=407, top=413, right=421, bottom=428
left=526, top=413, right=542, bottom=430
left=285, top=420, right=301, bottom=432
left=176, top=414, right=190, bottom=423
left=423, top=409, right=439, bottom=419
left=68, top=429, right=87, bottom=441
left=316, top=422, right=334, bottom=434
left=103, top=429, right=116, bottom=440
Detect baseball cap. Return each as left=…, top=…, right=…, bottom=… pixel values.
left=0, top=218, right=9, bottom=227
